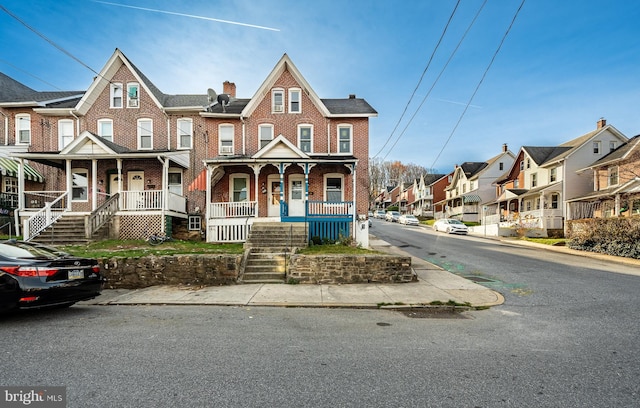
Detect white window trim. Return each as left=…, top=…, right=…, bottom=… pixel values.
left=15, top=114, right=31, bottom=145
left=71, top=168, right=89, bottom=202
left=271, top=88, right=284, bottom=113
left=58, top=119, right=74, bottom=150
left=97, top=119, right=113, bottom=142
left=229, top=173, right=250, bottom=202
left=608, top=166, right=619, bottom=187
left=337, top=124, right=353, bottom=155
left=127, top=82, right=139, bottom=108
left=288, top=88, right=301, bottom=113
left=168, top=168, right=183, bottom=195
left=177, top=118, right=193, bottom=150
left=593, top=141, right=601, bottom=154
left=110, top=83, right=123, bottom=108
left=137, top=118, right=153, bottom=150
left=297, top=124, right=313, bottom=153
left=258, top=124, right=274, bottom=149
left=219, top=124, right=234, bottom=155
left=324, top=173, right=344, bottom=202
left=188, top=215, right=201, bottom=231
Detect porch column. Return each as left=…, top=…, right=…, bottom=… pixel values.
left=66, top=159, right=72, bottom=210
left=249, top=164, right=263, bottom=217
left=91, top=159, right=98, bottom=211
left=117, top=159, right=123, bottom=209
left=17, top=159, right=25, bottom=210
left=345, top=163, right=357, bottom=239
left=303, top=163, right=316, bottom=201
left=279, top=163, right=286, bottom=206
left=615, top=193, right=621, bottom=216
left=539, top=192, right=545, bottom=228
left=205, top=165, right=212, bottom=222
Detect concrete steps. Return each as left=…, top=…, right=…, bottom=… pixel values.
left=241, top=222, right=308, bottom=283
left=31, top=216, right=89, bottom=246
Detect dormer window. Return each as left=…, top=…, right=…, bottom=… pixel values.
left=127, top=83, right=139, bottom=108
left=110, top=83, right=123, bottom=108
left=289, top=88, right=301, bottom=113
left=272, top=89, right=284, bottom=113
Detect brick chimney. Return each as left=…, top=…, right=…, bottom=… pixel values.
left=502, top=143, right=508, bottom=153
left=223, top=81, right=236, bottom=98
left=597, top=118, right=606, bottom=129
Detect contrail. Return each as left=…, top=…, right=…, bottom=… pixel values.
left=92, top=1, right=280, bottom=31
left=433, top=98, right=482, bottom=109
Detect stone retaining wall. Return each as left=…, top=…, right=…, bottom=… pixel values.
left=100, top=254, right=241, bottom=289
left=287, top=254, right=414, bottom=284
left=99, top=253, right=413, bottom=289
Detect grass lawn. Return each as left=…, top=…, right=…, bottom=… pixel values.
left=58, top=240, right=244, bottom=258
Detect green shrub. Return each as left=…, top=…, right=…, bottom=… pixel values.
left=567, top=217, right=640, bottom=259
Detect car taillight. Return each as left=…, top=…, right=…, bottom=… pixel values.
left=92, top=265, right=100, bottom=273
left=0, top=266, right=59, bottom=277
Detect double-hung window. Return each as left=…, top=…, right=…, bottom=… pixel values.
left=325, top=176, right=343, bottom=202
left=272, top=89, right=284, bottom=113
left=289, top=88, right=301, bottom=113
left=609, top=141, right=617, bottom=152
left=219, top=124, right=234, bottom=155
left=259, top=124, right=273, bottom=149
left=110, top=83, right=123, bottom=108
left=338, top=125, right=352, bottom=154
left=531, top=173, right=538, bottom=188
left=127, top=83, right=139, bottom=108
left=137, top=119, right=153, bottom=150
left=593, top=141, right=601, bottom=154
left=72, top=169, right=88, bottom=201
left=231, top=175, right=249, bottom=202
left=16, top=114, right=31, bottom=145
left=177, top=118, right=192, bottom=149
left=608, top=166, right=619, bottom=186
left=168, top=169, right=182, bottom=195
left=550, top=167, right=557, bottom=182
left=58, top=119, right=74, bottom=150
left=298, top=125, right=312, bottom=153
left=98, top=119, right=113, bottom=142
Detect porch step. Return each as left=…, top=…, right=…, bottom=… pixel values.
left=240, top=222, right=308, bottom=283
left=31, top=216, right=90, bottom=246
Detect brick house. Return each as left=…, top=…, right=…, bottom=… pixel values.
left=1, top=50, right=376, bottom=244
left=567, top=134, right=640, bottom=219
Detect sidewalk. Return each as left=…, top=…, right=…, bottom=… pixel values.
left=83, top=236, right=504, bottom=309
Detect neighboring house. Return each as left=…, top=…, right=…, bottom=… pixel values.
left=374, top=186, right=394, bottom=210
left=442, top=144, right=515, bottom=222
left=490, top=119, right=628, bottom=236
left=387, top=182, right=411, bottom=213
left=567, top=134, right=640, bottom=219
left=409, top=173, right=446, bottom=218
left=401, top=181, right=416, bottom=214
left=1, top=50, right=377, bottom=244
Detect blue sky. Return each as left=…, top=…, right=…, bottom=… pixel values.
left=2, top=0, right=639, bottom=174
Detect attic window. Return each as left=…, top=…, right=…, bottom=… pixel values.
left=110, top=83, right=123, bottom=108
left=289, top=88, right=301, bottom=113
left=272, top=89, right=284, bottom=113
left=127, top=83, right=139, bottom=108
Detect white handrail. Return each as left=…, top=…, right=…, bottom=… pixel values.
left=24, top=192, right=68, bottom=241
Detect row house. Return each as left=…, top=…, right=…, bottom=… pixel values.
left=440, top=144, right=515, bottom=222
left=489, top=119, right=628, bottom=236
left=374, top=186, right=394, bottom=210
left=567, top=134, right=640, bottom=219
left=0, top=49, right=376, bottom=244
left=409, top=173, right=448, bottom=218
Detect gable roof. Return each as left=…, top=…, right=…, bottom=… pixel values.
left=541, top=124, right=628, bottom=167
left=252, top=134, right=310, bottom=159
left=522, top=146, right=572, bottom=166
left=0, top=72, right=84, bottom=107
left=460, top=162, right=488, bottom=177
left=588, top=134, right=640, bottom=168
left=241, top=53, right=376, bottom=119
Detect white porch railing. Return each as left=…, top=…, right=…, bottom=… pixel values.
left=207, top=217, right=254, bottom=242
left=24, top=192, right=68, bottom=241
left=208, top=201, right=257, bottom=218
left=121, top=190, right=186, bottom=213
left=306, top=201, right=353, bottom=216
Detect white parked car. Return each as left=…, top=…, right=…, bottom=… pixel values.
left=398, top=214, right=420, bottom=226
left=433, top=219, right=469, bottom=234
left=375, top=210, right=386, bottom=219
left=385, top=211, right=400, bottom=222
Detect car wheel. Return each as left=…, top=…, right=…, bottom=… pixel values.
left=446, top=227, right=451, bottom=233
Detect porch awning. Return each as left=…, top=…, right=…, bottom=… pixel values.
left=0, top=157, right=44, bottom=183
left=462, top=194, right=482, bottom=203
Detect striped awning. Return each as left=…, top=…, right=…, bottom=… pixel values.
left=0, top=157, right=44, bottom=183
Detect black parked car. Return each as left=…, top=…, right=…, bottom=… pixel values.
left=0, top=240, right=105, bottom=313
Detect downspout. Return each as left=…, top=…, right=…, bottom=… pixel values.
left=69, top=110, right=80, bottom=136
left=157, top=156, right=168, bottom=233
left=241, top=116, right=246, bottom=155
left=0, top=110, right=8, bottom=145
left=327, top=120, right=331, bottom=155
left=162, top=109, right=170, bottom=149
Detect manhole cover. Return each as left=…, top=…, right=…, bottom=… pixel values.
left=465, top=276, right=495, bottom=283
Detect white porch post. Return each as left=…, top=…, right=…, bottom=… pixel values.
left=205, top=165, right=212, bottom=222
left=539, top=192, right=545, bottom=229
left=615, top=193, right=621, bottom=217
left=17, top=159, right=25, bottom=210
left=91, top=159, right=98, bottom=211
left=249, top=164, right=263, bottom=217
left=117, top=159, right=123, bottom=209
left=66, top=159, right=72, bottom=210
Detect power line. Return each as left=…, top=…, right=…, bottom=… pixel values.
left=0, top=4, right=101, bottom=77
left=381, top=0, right=488, bottom=162
left=372, top=0, right=461, bottom=160
left=0, top=58, right=64, bottom=90
left=429, top=0, right=527, bottom=170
